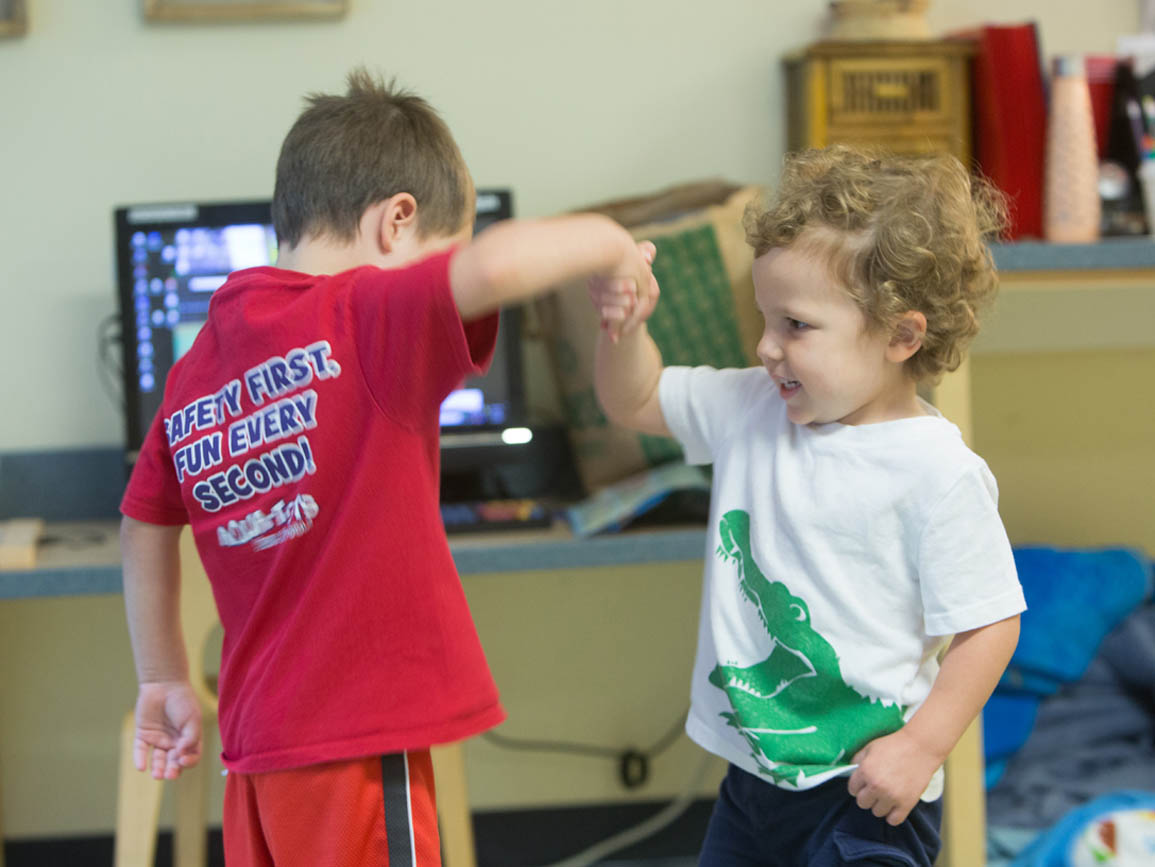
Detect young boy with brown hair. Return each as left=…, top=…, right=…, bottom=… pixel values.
left=591, top=145, right=1025, bottom=866
left=120, top=68, right=656, bottom=866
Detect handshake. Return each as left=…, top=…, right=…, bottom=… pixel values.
left=589, top=240, right=661, bottom=343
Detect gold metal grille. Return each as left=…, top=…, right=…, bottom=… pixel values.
left=829, top=57, right=952, bottom=124
left=839, top=69, right=940, bottom=114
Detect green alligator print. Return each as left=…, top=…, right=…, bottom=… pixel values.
left=709, top=509, right=906, bottom=787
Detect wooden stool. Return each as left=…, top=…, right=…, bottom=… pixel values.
left=431, top=743, right=477, bottom=867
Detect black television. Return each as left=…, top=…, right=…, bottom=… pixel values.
left=114, top=190, right=523, bottom=468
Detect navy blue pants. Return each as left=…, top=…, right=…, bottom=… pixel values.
left=698, top=764, right=942, bottom=867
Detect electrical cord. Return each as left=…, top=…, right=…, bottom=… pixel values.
left=482, top=709, right=702, bottom=865
left=536, top=750, right=715, bottom=867
left=481, top=708, right=688, bottom=768
left=97, top=312, right=124, bottom=412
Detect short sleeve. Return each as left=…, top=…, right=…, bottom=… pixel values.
left=659, top=366, right=766, bottom=465
left=353, top=249, right=499, bottom=424
left=918, top=465, right=1026, bottom=635
left=120, top=407, right=188, bottom=526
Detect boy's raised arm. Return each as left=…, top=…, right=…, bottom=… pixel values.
left=594, top=322, right=670, bottom=437
left=590, top=241, right=670, bottom=438
left=448, top=214, right=650, bottom=320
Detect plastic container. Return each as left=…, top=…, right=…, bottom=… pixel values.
left=1044, top=55, right=1102, bottom=243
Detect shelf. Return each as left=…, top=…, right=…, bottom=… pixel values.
left=0, top=521, right=710, bottom=600
left=992, top=238, right=1155, bottom=272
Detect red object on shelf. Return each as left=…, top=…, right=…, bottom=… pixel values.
left=967, top=23, right=1049, bottom=239
left=1085, top=54, right=1118, bottom=159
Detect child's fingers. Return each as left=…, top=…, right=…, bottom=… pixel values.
left=151, top=743, right=169, bottom=779
left=601, top=305, right=628, bottom=322
left=164, top=747, right=185, bottom=779
left=638, top=240, right=656, bottom=264
left=175, top=723, right=202, bottom=767
left=590, top=277, right=637, bottom=305
left=135, top=731, right=173, bottom=773
left=133, top=737, right=149, bottom=772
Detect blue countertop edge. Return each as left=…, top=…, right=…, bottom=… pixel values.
left=0, top=525, right=711, bottom=600
left=992, top=238, right=1155, bottom=271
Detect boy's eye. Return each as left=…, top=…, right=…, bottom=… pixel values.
left=786, top=317, right=810, bottom=331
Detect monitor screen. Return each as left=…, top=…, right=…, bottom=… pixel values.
left=115, top=190, right=519, bottom=462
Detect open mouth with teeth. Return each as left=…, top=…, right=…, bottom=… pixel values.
left=778, top=379, right=802, bottom=398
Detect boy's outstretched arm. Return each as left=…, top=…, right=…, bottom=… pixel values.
left=594, top=321, right=670, bottom=437
left=121, top=516, right=203, bottom=780
left=848, top=613, right=1020, bottom=825
left=591, top=241, right=670, bottom=437
left=449, top=214, right=652, bottom=320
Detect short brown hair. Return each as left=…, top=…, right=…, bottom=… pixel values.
left=272, top=67, right=472, bottom=248
left=744, top=145, right=1007, bottom=383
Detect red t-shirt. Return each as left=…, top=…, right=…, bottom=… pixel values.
left=121, top=249, right=506, bottom=773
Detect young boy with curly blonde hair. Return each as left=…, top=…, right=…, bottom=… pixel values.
left=591, top=146, right=1025, bottom=866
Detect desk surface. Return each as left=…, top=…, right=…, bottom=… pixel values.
left=0, top=521, right=710, bottom=599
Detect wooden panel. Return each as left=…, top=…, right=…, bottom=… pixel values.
left=940, top=719, right=987, bottom=867
left=976, top=274, right=1155, bottom=354
left=824, top=126, right=959, bottom=156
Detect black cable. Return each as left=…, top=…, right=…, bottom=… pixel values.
left=97, top=312, right=124, bottom=412
left=643, top=709, right=689, bottom=759
left=481, top=729, right=620, bottom=759
left=480, top=708, right=688, bottom=762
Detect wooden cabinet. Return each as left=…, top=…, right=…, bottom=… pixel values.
left=785, top=40, right=974, bottom=161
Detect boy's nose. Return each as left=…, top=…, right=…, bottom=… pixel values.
left=757, top=335, right=783, bottom=364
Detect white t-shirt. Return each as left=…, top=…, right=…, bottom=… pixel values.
left=659, top=365, right=1026, bottom=797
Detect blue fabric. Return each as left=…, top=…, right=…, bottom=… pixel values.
left=982, top=547, right=1152, bottom=785
left=1009, top=790, right=1155, bottom=866
left=1004, top=547, right=1152, bottom=692
left=982, top=693, right=1041, bottom=788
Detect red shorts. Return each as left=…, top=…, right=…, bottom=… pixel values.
left=223, top=751, right=440, bottom=867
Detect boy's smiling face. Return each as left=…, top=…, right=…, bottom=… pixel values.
left=752, top=243, right=922, bottom=427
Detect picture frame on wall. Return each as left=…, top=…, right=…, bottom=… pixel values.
left=0, top=0, right=27, bottom=37
left=143, top=0, right=348, bottom=22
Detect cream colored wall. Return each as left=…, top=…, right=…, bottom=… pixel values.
left=0, top=0, right=1138, bottom=451
left=0, top=0, right=1149, bottom=844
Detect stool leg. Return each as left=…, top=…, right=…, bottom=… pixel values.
left=430, top=742, right=476, bottom=867
left=115, top=711, right=164, bottom=867
left=174, top=755, right=207, bottom=867
left=1, top=753, right=5, bottom=867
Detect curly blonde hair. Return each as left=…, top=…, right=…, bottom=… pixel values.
left=744, top=145, right=1007, bottom=383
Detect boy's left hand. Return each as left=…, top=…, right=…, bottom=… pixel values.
left=847, top=728, right=943, bottom=826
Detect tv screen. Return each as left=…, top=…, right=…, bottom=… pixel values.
left=114, top=191, right=520, bottom=463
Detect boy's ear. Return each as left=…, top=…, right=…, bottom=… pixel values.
left=374, top=192, right=419, bottom=253
left=886, top=310, right=927, bottom=363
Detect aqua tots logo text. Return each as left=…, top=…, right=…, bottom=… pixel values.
left=217, top=494, right=320, bottom=551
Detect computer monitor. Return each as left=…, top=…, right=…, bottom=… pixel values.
left=114, top=190, right=520, bottom=464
